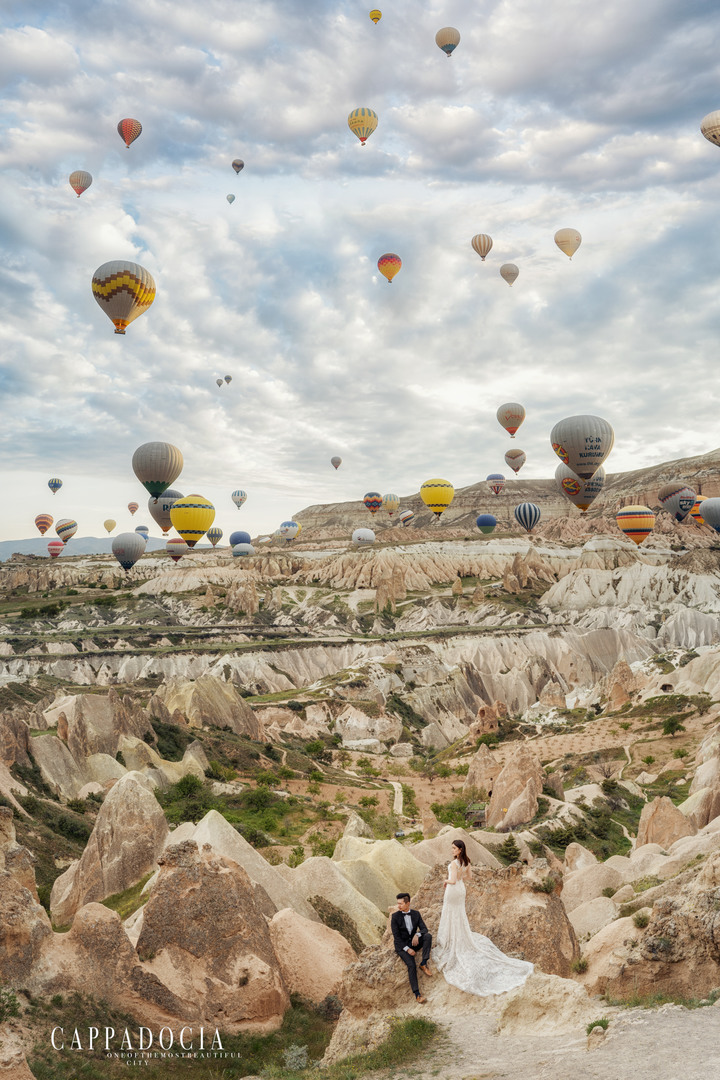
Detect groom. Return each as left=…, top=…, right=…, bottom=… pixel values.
left=391, top=892, right=433, bottom=1003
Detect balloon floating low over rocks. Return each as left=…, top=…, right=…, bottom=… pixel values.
left=616, top=505, right=655, bottom=545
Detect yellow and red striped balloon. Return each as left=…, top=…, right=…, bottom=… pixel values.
left=35, top=514, right=53, bottom=535
left=117, top=118, right=142, bottom=148
left=378, top=253, right=402, bottom=283
left=69, top=170, right=92, bottom=197
left=616, top=505, right=655, bottom=546
left=690, top=495, right=708, bottom=524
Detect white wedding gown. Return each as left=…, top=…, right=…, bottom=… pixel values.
left=432, top=859, right=533, bottom=996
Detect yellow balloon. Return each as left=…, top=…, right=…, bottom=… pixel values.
left=103, top=519, right=116, bottom=534
left=348, top=108, right=378, bottom=145
left=420, top=478, right=454, bottom=519
left=91, top=260, right=156, bottom=335
left=369, top=9, right=382, bottom=22
left=169, top=494, right=215, bottom=547
left=616, top=505, right=655, bottom=546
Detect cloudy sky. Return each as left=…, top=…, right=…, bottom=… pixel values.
left=1, top=0, right=719, bottom=542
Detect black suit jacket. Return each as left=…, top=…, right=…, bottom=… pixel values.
left=391, top=909, right=429, bottom=954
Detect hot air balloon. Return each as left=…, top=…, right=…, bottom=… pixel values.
left=134, top=525, right=150, bottom=541
left=550, top=415, right=614, bottom=480
left=353, top=528, right=375, bottom=547
left=280, top=521, right=300, bottom=540
left=117, top=118, right=142, bottom=148
left=166, top=537, right=189, bottom=563
left=690, top=495, right=709, bottom=524
left=224, top=375, right=232, bottom=384
left=399, top=509, right=414, bottom=527
left=232, top=490, right=247, bottom=509
left=363, top=492, right=383, bottom=515
left=699, top=498, right=720, bottom=532
left=69, top=171, right=92, bottom=197
left=232, top=159, right=245, bottom=173
left=170, top=495, right=215, bottom=548
left=104, top=519, right=116, bottom=534
left=487, top=473, right=505, bottom=496
left=420, top=479, right=454, bottom=519
left=616, top=505, right=655, bottom=545
left=505, top=449, right=526, bottom=473
left=348, top=108, right=378, bottom=145
left=476, top=514, right=497, bottom=535
left=369, top=9, right=382, bottom=23
left=207, top=527, right=223, bottom=547
left=35, top=514, right=53, bottom=535
left=435, top=27, right=460, bottom=56
left=331, top=456, right=342, bottom=470
left=232, top=543, right=255, bottom=557
left=148, top=489, right=182, bottom=534
left=556, top=463, right=605, bottom=512
left=132, top=442, right=183, bottom=498
left=497, top=403, right=525, bottom=438
left=226, top=194, right=235, bottom=204
left=56, top=519, right=77, bottom=543
left=216, top=378, right=224, bottom=387
left=514, top=503, right=541, bottom=533
left=48, top=478, right=62, bottom=494
left=48, top=540, right=64, bottom=559
left=128, top=502, right=139, bottom=516
left=258, top=536, right=272, bottom=544
left=500, top=263, right=519, bottom=286
left=112, top=532, right=146, bottom=571
left=554, top=228, right=582, bottom=259
left=471, top=234, right=493, bottom=261
left=700, top=112, right=720, bottom=148
left=378, top=253, right=402, bottom=283
left=229, top=531, right=251, bottom=547
left=383, top=494, right=400, bottom=516
left=657, top=482, right=696, bottom=523
left=92, top=261, right=156, bottom=335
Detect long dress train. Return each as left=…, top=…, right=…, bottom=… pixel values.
left=432, top=859, right=533, bottom=996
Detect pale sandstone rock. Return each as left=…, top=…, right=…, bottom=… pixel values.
left=0, top=873, right=52, bottom=987
left=611, top=883, right=635, bottom=904
left=462, top=742, right=499, bottom=796
left=155, top=675, right=262, bottom=738
left=408, top=826, right=501, bottom=870
left=334, top=704, right=401, bottom=746
left=560, top=863, right=622, bottom=913
left=332, top=837, right=428, bottom=913
left=563, top=842, right=598, bottom=875
left=0, top=809, right=38, bottom=900
left=225, top=577, right=260, bottom=616
left=494, top=971, right=598, bottom=1035
left=0, top=714, right=31, bottom=768
left=268, top=907, right=356, bottom=1002
left=636, top=795, right=696, bottom=849
left=50, top=772, right=169, bottom=926
left=487, top=744, right=544, bottom=830
left=343, top=811, right=374, bottom=839
left=276, top=856, right=386, bottom=946
left=568, top=896, right=617, bottom=940
left=27, top=735, right=86, bottom=800
left=451, top=577, right=463, bottom=597
left=389, top=742, right=413, bottom=758
left=0, top=1029, right=36, bottom=1080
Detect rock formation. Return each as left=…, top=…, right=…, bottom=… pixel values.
left=636, top=795, right=696, bottom=849
left=276, top=856, right=386, bottom=947
left=155, top=675, right=262, bottom=738
left=268, top=907, right=356, bottom=1002
left=462, top=742, right=499, bottom=795
left=486, top=744, right=545, bottom=830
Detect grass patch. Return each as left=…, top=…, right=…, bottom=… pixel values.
left=602, top=989, right=720, bottom=1009
left=101, top=873, right=153, bottom=921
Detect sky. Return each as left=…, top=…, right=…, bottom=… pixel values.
left=1, top=0, right=719, bottom=542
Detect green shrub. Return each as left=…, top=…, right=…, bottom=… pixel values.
left=531, top=875, right=558, bottom=894
left=476, top=733, right=499, bottom=748
left=149, top=719, right=194, bottom=761
left=359, top=795, right=379, bottom=808
left=430, top=795, right=471, bottom=826
left=587, top=1017, right=609, bottom=1034
left=65, top=798, right=87, bottom=814
left=601, top=886, right=616, bottom=898
left=633, top=911, right=650, bottom=928
left=0, top=986, right=20, bottom=1021
left=282, top=1044, right=308, bottom=1070
left=496, top=834, right=521, bottom=863
left=572, top=957, right=589, bottom=974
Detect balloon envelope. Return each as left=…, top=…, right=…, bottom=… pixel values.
left=231, top=159, right=244, bottom=173
left=497, top=403, right=525, bottom=437
left=399, top=509, right=414, bottom=526
left=369, top=9, right=382, bottom=23
left=554, top=228, right=582, bottom=259
left=699, top=498, right=720, bottom=533
left=166, top=538, right=189, bottom=562
left=616, top=505, right=655, bottom=545
left=69, top=170, right=92, bottom=197
left=229, top=530, right=251, bottom=547
left=170, top=495, right=215, bottom=547
left=514, top=503, right=541, bottom=533
left=657, top=482, right=696, bottom=522
left=363, top=492, right=383, bottom=515
left=348, top=107, right=378, bottom=145
left=148, top=489, right=183, bottom=534
left=207, top=527, right=223, bottom=547
left=420, top=479, right=454, bottom=518
left=500, top=263, right=519, bottom=286
left=505, top=449, right=526, bottom=473
left=92, top=260, right=155, bottom=335
left=134, top=525, right=149, bottom=540
left=48, top=540, right=64, bottom=559
left=471, top=234, right=493, bottom=261
left=232, top=489, right=247, bottom=509
left=112, top=532, right=146, bottom=571
left=103, top=519, right=116, bottom=534
left=378, top=253, right=401, bottom=283
left=132, top=442, right=183, bottom=498
left=280, top=521, right=300, bottom=539
left=224, top=375, right=232, bottom=384
left=700, top=111, right=720, bottom=148
left=48, top=478, right=62, bottom=494
left=556, top=463, right=605, bottom=512
left=383, top=494, right=400, bottom=516
left=35, top=514, right=53, bottom=535
left=117, top=118, right=142, bottom=148
left=226, top=194, right=235, bottom=204
left=690, top=495, right=709, bottom=524
left=56, top=519, right=77, bottom=543
left=435, top=26, right=460, bottom=55
left=486, top=473, right=505, bottom=496
left=128, top=503, right=139, bottom=516
left=331, top=456, right=342, bottom=470
left=476, top=514, right=497, bottom=535
left=232, top=543, right=255, bottom=557
left=550, top=415, right=614, bottom=480
left=352, top=528, right=375, bottom=546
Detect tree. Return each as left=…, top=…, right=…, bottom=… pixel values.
left=497, top=834, right=521, bottom=863
left=662, top=716, right=686, bottom=738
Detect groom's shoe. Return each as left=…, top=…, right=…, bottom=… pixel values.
left=419, top=964, right=433, bottom=977
left=415, top=994, right=427, bottom=1004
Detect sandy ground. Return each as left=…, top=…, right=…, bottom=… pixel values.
left=397, top=1002, right=720, bottom=1080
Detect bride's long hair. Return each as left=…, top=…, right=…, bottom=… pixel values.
left=453, top=839, right=471, bottom=866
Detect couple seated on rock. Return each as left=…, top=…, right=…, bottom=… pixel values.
left=391, top=839, right=534, bottom=1003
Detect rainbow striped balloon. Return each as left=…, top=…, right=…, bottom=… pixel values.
left=616, top=505, right=655, bottom=546
left=55, top=518, right=78, bottom=543
left=363, top=492, right=383, bottom=515
left=690, top=495, right=708, bottom=524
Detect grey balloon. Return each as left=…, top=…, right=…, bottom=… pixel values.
left=148, top=488, right=183, bottom=533
left=550, top=415, right=614, bottom=481
left=111, top=532, right=146, bottom=571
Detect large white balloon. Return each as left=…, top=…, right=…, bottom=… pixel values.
left=550, top=415, right=614, bottom=480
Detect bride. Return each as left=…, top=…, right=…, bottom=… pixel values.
left=432, top=839, right=533, bottom=996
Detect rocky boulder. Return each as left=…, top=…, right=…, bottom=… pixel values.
left=561, top=862, right=622, bottom=913
left=43, top=690, right=152, bottom=762
left=334, top=705, right=401, bottom=747
left=136, top=840, right=289, bottom=1030
left=486, top=744, right=544, bottom=830
left=567, top=896, right=617, bottom=940
left=0, top=873, right=52, bottom=987
left=408, top=826, right=501, bottom=870
left=268, top=907, right=356, bottom=1002
left=50, top=772, right=169, bottom=926
left=0, top=713, right=30, bottom=768
left=462, top=742, right=498, bottom=796
left=680, top=722, right=720, bottom=829
left=332, top=837, right=428, bottom=913
left=276, top=856, right=386, bottom=947
left=0, top=808, right=38, bottom=900
left=155, top=676, right=262, bottom=738
left=636, top=795, right=696, bottom=849
left=343, top=811, right=374, bottom=839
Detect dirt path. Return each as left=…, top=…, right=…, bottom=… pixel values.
left=407, top=1002, right=720, bottom=1080
left=388, top=780, right=403, bottom=815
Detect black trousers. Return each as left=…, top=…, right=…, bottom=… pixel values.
left=396, top=932, right=432, bottom=997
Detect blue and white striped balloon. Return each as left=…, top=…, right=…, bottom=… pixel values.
left=514, top=502, right=541, bottom=533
